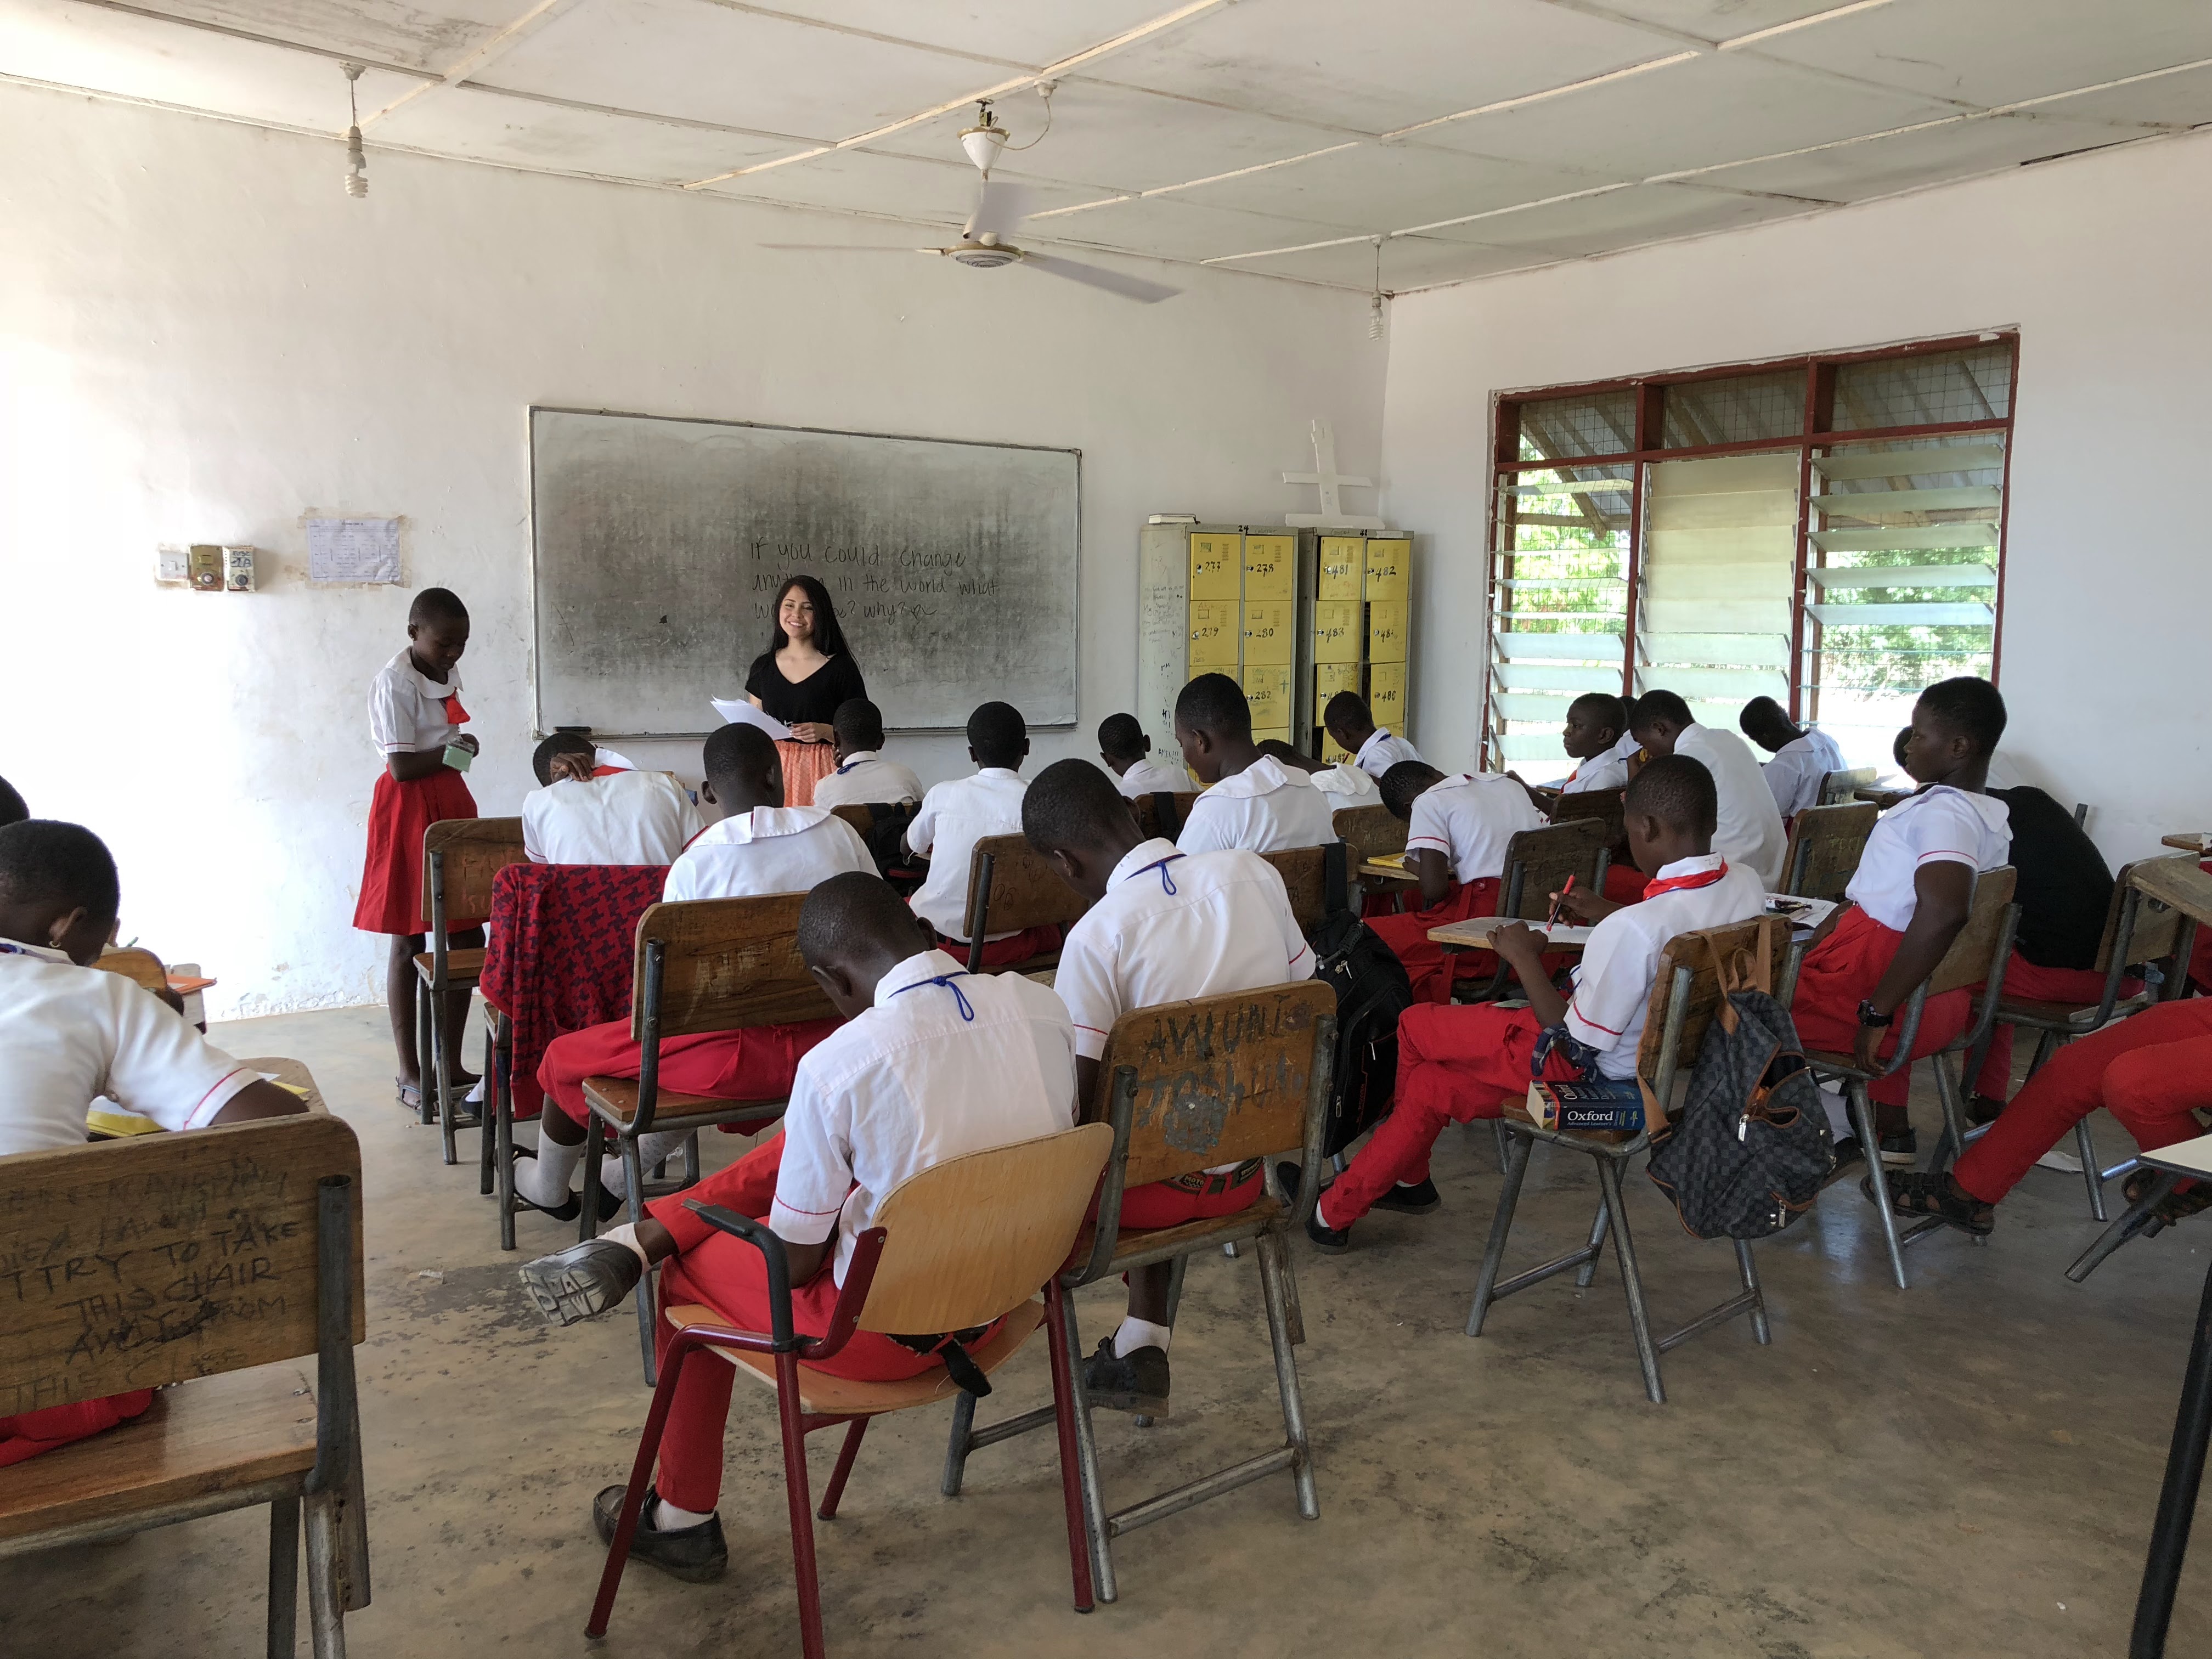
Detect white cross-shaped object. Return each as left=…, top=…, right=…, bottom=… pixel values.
left=1282, top=419, right=1384, bottom=529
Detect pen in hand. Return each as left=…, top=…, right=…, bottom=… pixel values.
left=1546, top=874, right=1577, bottom=928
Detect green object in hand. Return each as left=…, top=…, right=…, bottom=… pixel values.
left=442, top=742, right=474, bottom=773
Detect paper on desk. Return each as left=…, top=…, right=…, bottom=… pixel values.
left=710, top=699, right=793, bottom=742
left=1765, top=895, right=1839, bottom=931
left=1431, top=915, right=1595, bottom=946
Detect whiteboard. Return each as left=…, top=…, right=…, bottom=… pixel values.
left=529, top=408, right=1080, bottom=737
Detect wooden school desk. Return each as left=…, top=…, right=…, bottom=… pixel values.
left=2161, top=833, right=2209, bottom=852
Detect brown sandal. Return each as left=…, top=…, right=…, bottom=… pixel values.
left=1872, top=1169, right=1995, bottom=1237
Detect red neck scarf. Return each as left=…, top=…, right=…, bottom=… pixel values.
left=1641, top=860, right=1728, bottom=899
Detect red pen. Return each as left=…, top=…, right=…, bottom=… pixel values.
left=1547, top=874, right=1576, bottom=928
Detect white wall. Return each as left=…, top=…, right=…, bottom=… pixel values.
left=0, top=84, right=1386, bottom=1017
left=1382, top=127, right=2212, bottom=867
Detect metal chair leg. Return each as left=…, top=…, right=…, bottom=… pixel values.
left=2068, top=1173, right=2177, bottom=1284
left=817, top=1419, right=868, bottom=1521
left=623, top=1132, right=657, bottom=1386
left=1042, top=1282, right=1098, bottom=1613
left=433, top=983, right=460, bottom=1167
left=303, top=1491, right=348, bottom=1659
left=1258, top=1232, right=1319, bottom=1521
left=1490, top=1118, right=1511, bottom=1173
left=267, top=1494, right=300, bottom=1659
left=941, top=1390, right=978, bottom=1497
left=495, top=1051, right=518, bottom=1254
left=1573, top=1195, right=1611, bottom=1290
left=1222, top=1242, right=1240, bottom=1258
left=1734, top=1239, right=1771, bottom=1345
left=1594, top=1157, right=1666, bottom=1405
left=578, top=1116, right=606, bottom=1244
left=1055, top=1285, right=1115, bottom=1603
left=2078, top=1119, right=2109, bottom=1222
left=773, top=1361, right=830, bottom=1659
left=1467, top=1131, right=1533, bottom=1337
left=413, top=980, right=436, bottom=1125
left=1927, top=1054, right=1972, bottom=1178
left=1849, top=1082, right=1910, bottom=1290
left=477, top=1022, right=498, bottom=1197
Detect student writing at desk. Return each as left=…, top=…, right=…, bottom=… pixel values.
left=1364, top=759, right=1544, bottom=1003
left=1173, top=674, right=1336, bottom=855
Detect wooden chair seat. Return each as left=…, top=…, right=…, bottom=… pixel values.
left=1067, top=1194, right=1288, bottom=1277
left=413, top=946, right=486, bottom=986
left=1997, top=992, right=2153, bottom=1030
left=669, top=1300, right=1044, bottom=1417
left=0, top=1363, right=315, bottom=1545
left=581, top=1076, right=782, bottom=1126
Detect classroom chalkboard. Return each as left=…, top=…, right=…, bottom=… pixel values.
left=529, top=408, right=1081, bottom=737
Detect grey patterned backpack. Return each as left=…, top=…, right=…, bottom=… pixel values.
left=1645, top=922, right=1833, bottom=1240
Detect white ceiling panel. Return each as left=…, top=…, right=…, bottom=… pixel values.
left=2024, top=60, right=2212, bottom=132
left=1413, top=49, right=1964, bottom=180
left=869, top=77, right=1362, bottom=195
left=702, top=146, right=1111, bottom=228
left=746, top=1, right=1198, bottom=71
left=1237, top=233, right=1564, bottom=290
left=373, top=82, right=794, bottom=181
left=1180, top=141, right=1609, bottom=231
left=1416, top=180, right=1812, bottom=256
left=477, top=0, right=986, bottom=143
left=1079, top=0, right=1676, bottom=135
left=119, top=0, right=529, bottom=74
left=1040, top=195, right=1367, bottom=262
left=1572, top=1, right=1883, bottom=43
left=1748, top=0, right=2212, bottom=109
left=0, top=0, right=419, bottom=129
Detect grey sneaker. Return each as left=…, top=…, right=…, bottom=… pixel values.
left=592, top=1484, right=727, bottom=1583
left=519, top=1238, right=643, bottom=1327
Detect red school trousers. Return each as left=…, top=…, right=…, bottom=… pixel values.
left=643, top=1136, right=970, bottom=1515
left=1953, top=997, right=2212, bottom=1205
left=1365, top=878, right=1500, bottom=1005
left=1971, top=953, right=2141, bottom=1101
left=535, top=1016, right=840, bottom=1128
left=941, top=925, right=1064, bottom=970
left=0, top=1391, right=155, bottom=1468
left=1788, top=907, right=1971, bottom=1110
left=1322, top=1003, right=1582, bottom=1228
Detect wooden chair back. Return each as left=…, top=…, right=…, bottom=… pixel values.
left=420, top=816, right=527, bottom=928
left=961, top=833, right=1092, bottom=941
left=2105, top=859, right=2190, bottom=969
left=1549, top=785, right=1626, bottom=849
left=1259, top=846, right=1330, bottom=930
left=628, top=894, right=837, bottom=1040
left=1819, top=768, right=1879, bottom=806
left=1162, top=792, right=1201, bottom=838
left=1088, top=981, right=1335, bottom=1189
left=1633, top=918, right=1791, bottom=1096
left=93, top=947, right=168, bottom=995
left=1927, top=866, right=2018, bottom=997
left=829, top=803, right=874, bottom=839
left=1331, top=804, right=1407, bottom=865
left=1497, top=820, right=1609, bottom=919
left=0, top=1115, right=365, bottom=1407
left=1781, top=802, right=1878, bottom=899
left=856, top=1125, right=1115, bottom=1335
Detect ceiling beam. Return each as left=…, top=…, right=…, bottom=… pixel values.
left=360, top=0, right=594, bottom=128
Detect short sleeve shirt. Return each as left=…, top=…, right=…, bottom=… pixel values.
left=1844, top=786, right=2013, bottom=933
left=0, top=942, right=260, bottom=1156
left=905, top=769, right=1030, bottom=941
left=810, top=752, right=925, bottom=810
left=1115, top=758, right=1190, bottom=798
left=1352, top=728, right=1424, bottom=781
left=1674, top=724, right=1790, bottom=892
left=1759, top=728, right=1847, bottom=820
left=1557, top=730, right=1640, bottom=794
left=1403, top=772, right=1547, bottom=884
left=523, top=771, right=703, bottom=866
left=662, top=806, right=876, bottom=902
left=1177, top=757, right=1338, bottom=855
left=366, top=647, right=465, bottom=754
left=743, top=653, right=867, bottom=727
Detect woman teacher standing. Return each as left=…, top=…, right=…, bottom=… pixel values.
left=745, top=575, right=866, bottom=805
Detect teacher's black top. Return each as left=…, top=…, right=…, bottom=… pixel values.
left=744, top=652, right=867, bottom=729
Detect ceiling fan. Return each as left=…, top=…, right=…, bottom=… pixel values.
left=760, top=101, right=1182, bottom=305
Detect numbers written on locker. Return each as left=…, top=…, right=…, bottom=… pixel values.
left=1318, top=537, right=1365, bottom=601
left=1189, top=533, right=1242, bottom=601
left=1365, top=539, right=1409, bottom=601
left=1242, top=535, right=1295, bottom=602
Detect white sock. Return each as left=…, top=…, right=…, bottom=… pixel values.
left=1113, top=1316, right=1171, bottom=1358
left=464, top=1078, right=484, bottom=1104
left=652, top=1497, right=713, bottom=1532
left=1314, top=1188, right=1338, bottom=1231
left=518, top=1134, right=584, bottom=1206
left=1819, top=1084, right=1854, bottom=1143
left=606, top=1131, right=690, bottom=1195
left=601, top=1223, right=652, bottom=1268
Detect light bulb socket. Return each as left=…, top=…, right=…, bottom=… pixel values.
left=345, top=125, right=368, bottom=196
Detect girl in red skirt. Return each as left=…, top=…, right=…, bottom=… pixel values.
left=354, top=588, right=483, bottom=1108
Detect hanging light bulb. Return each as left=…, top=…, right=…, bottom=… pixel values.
left=1368, top=238, right=1385, bottom=340
left=958, top=101, right=1007, bottom=177
left=342, top=64, right=368, bottom=198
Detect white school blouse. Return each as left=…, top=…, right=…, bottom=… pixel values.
left=1177, top=757, right=1337, bottom=855
left=906, top=769, right=1031, bottom=941
left=1115, top=757, right=1190, bottom=798
left=1352, top=727, right=1424, bottom=781
left=1759, top=727, right=1848, bottom=820
left=770, top=950, right=1076, bottom=1283
left=661, top=806, right=875, bottom=902
left=0, top=941, right=260, bottom=1156
left=1555, top=730, right=1640, bottom=794
left=1844, top=786, right=2012, bottom=933
left=522, top=771, right=703, bottom=867
left=366, top=647, right=464, bottom=754
left=810, top=751, right=925, bottom=810
left=1307, top=763, right=1376, bottom=806
left=1562, top=855, right=1770, bottom=1079
left=1674, top=724, right=1790, bottom=892
left=1404, top=772, right=1548, bottom=885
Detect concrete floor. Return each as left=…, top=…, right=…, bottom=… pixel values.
left=4, top=1001, right=2209, bottom=1657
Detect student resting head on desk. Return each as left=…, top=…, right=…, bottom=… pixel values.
left=514, top=873, right=1077, bottom=1581
left=1257, top=738, right=1376, bottom=806
left=1627, top=688, right=1788, bottom=893
left=1322, top=689, right=1423, bottom=782
left=1291, top=755, right=1766, bottom=1252
left=1023, top=757, right=1314, bottom=1417
left=1365, top=759, right=1546, bottom=1003
left=1737, top=695, right=1846, bottom=826
left=1172, top=673, right=1336, bottom=855
left=0, top=819, right=306, bottom=1465
left=808, top=698, right=923, bottom=811
left=522, top=732, right=702, bottom=867
left=1097, top=712, right=1189, bottom=799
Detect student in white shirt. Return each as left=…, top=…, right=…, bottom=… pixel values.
left=1022, top=758, right=1314, bottom=1416
left=1739, top=696, right=1847, bottom=823
left=1365, top=760, right=1547, bottom=1002
left=1627, top=690, right=1789, bottom=891
left=902, top=701, right=1057, bottom=967
left=1323, top=689, right=1423, bottom=781
left=1297, top=757, right=1766, bottom=1250
left=1098, top=712, right=1189, bottom=798
left=1173, top=674, right=1336, bottom=856
left=516, top=873, right=1077, bottom=1580
left=522, top=733, right=702, bottom=866
left=809, top=698, right=924, bottom=811
left=0, top=820, right=305, bottom=1464
left=517, top=723, right=873, bottom=1218
left=1789, top=677, right=2013, bottom=1165
left=1548, top=693, right=1634, bottom=794
left=1257, top=739, right=1377, bottom=808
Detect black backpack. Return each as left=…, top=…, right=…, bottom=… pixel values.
left=1307, top=843, right=1415, bottom=1159
left=1645, top=924, right=1833, bottom=1240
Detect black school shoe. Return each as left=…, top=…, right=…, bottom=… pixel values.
left=1374, top=1177, right=1442, bottom=1215
left=1081, top=1337, right=1171, bottom=1418
left=520, top=1238, right=644, bottom=1327
left=592, top=1484, right=727, bottom=1583
left=1278, top=1161, right=1353, bottom=1252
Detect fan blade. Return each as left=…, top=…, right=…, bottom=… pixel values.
left=759, top=244, right=945, bottom=253
left=963, top=180, right=1034, bottom=245
left=1020, top=251, right=1181, bottom=304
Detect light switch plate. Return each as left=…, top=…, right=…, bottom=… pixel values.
left=154, top=546, right=189, bottom=583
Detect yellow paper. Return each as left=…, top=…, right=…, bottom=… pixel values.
left=1189, top=600, right=1240, bottom=667
left=1242, top=534, right=1296, bottom=602
left=1318, top=536, right=1365, bottom=601
left=1370, top=661, right=1407, bottom=727
left=1365, top=538, right=1410, bottom=601
left=1242, top=663, right=1294, bottom=731
left=1242, top=601, right=1295, bottom=665
left=1189, top=532, right=1242, bottom=601
left=1368, top=601, right=1408, bottom=663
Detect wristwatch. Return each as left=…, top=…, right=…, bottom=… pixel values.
left=1856, top=999, right=1894, bottom=1029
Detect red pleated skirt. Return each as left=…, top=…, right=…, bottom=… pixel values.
left=776, top=740, right=837, bottom=807
left=353, top=767, right=481, bottom=935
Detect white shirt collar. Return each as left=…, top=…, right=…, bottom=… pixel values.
left=388, top=646, right=459, bottom=698
left=1203, top=755, right=1295, bottom=800
left=1106, top=837, right=1183, bottom=891
left=1649, top=852, right=1726, bottom=883
left=836, top=750, right=880, bottom=773
left=871, top=947, right=971, bottom=1009
left=693, top=805, right=827, bottom=845
left=1355, top=729, right=1394, bottom=765
left=972, top=766, right=1023, bottom=783
left=0, top=938, right=74, bottom=964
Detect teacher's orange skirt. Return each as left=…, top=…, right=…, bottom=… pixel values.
left=776, top=740, right=836, bottom=807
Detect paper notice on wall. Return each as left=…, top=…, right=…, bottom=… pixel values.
left=307, top=517, right=401, bottom=584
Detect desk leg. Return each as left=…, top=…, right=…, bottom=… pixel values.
left=2132, top=1252, right=2212, bottom=1658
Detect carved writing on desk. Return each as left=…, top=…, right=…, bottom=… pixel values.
left=1109, top=986, right=1328, bottom=1181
